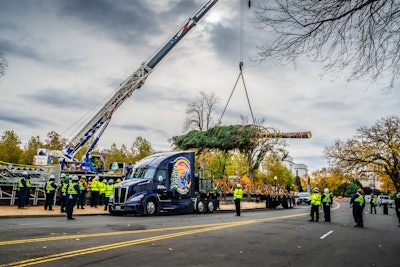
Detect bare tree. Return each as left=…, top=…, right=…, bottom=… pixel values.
left=253, top=0, right=400, bottom=90
left=183, top=91, right=219, bottom=131
left=324, top=115, right=400, bottom=193
left=0, top=51, right=8, bottom=79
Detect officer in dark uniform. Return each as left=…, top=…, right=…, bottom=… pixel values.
left=350, top=188, right=365, bottom=227
left=321, top=188, right=333, bottom=222
left=44, top=175, right=57, bottom=210
left=17, top=171, right=30, bottom=208
left=66, top=175, right=81, bottom=220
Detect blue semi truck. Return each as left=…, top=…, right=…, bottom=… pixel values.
left=109, top=151, right=219, bottom=215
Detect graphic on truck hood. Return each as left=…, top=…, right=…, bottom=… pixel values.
left=170, top=157, right=191, bottom=194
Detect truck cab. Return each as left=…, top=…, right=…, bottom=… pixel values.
left=109, top=151, right=217, bottom=215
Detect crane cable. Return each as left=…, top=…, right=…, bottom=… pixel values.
left=219, top=0, right=255, bottom=125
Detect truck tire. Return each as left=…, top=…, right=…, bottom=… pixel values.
left=196, top=200, right=206, bottom=214
left=206, top=199, right=215, bottom=213
left=145, top=199, right=157, bottom=216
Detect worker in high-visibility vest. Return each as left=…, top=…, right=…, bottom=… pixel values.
left=98, top=178, right=107, bottom=206
left=321, top=188, right=333, bottom=222
left=44, top=175, right=57, bottom=211
left=233, top=183, right=243, bottom=216
left=370, top=195, right=377, bottom=214
left=309, top=188, right=321, bottom=222
left=77, top=176, right=88, bottom=209
left=350, top=188, right=365, bottom=227
left=17, top=171, right=30, bottom=208
left=90, top=176, right=100, bottom=208
left=60, top=176, right=69, bottom=213
left=104, top=179, right=115, bottom=211
left=66, top=175, right=81, bottom=220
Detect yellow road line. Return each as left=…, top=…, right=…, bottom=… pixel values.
left=0, top=203, right=342, bottom=267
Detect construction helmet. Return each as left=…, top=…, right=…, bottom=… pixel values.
left=314, top=187, right=320, bottom=193
left=324, top=188, right=329, bottom=194
left=108, top=179, right=114, bottom=184
left=60, top=173, right=66, bottom=178
left=357, top=188, right=364, bottom=194
left=237, top=184, right=241, bottom=188
left=49, top=175, right=55, bottom=180
left=72, top=175, right=79, bottom=181
left=22, top=171, right=31, bottom=177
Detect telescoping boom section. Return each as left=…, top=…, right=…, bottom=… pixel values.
left=63, top=0, right=220, bottom=164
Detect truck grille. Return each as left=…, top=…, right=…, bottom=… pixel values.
left=114, top=187, right=128, bottom=204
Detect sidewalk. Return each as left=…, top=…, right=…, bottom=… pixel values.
left=0, top=201, right=267, bottom=218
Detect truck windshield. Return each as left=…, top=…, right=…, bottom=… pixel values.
left=129, top=167, right=156, bottom=180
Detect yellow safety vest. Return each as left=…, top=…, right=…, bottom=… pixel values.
left=61, top=183, right=69, bottom=193
left=99, top=182, right=107, bottom=194
left=67, top=182, right=79, bottom=195
left=26, top=178, right=31, bottom=188
left=105, top=184, right=114, bottom=197
left=18, top=178, right=26, bottom=188
left=234, top=188, right=243, bottom=200
left=91, top=180, right=100, bottom=191
left=322, top=193, right=331, bottom=203
left=79, top=181, right=87, bottom=190
left=310, top=193, right=321, bottom=205
left=45, top=181, right=56, bottom=191
left=354, top=193, right=364, bottom=204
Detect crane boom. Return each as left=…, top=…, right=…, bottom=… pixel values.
left=63, top=0, right=219, bottom=163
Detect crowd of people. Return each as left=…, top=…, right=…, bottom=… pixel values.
left=16, top=172, right=400, bottom=225
left=306, top=186, right=400, bottom=228
left=17, top=171, right=120, bottom=220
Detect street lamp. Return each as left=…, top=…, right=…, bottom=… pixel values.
left=274, top=176, right=278, bottom=192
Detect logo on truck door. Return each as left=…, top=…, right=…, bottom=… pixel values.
left=170, top=157, right=191, bottom=194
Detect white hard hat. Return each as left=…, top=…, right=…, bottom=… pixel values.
left=324, top=188, right=329, bottom=194
left=49, top=175, right=55, bottom=180
left=72, top=175, right=79, bottom=181
left=108, top=179, right=114, bottom=184
left=60, top=173, right=66, bottom=178
left=314, top=187, right=320, bottom=193
left=237, top=184, right=241, bottom=188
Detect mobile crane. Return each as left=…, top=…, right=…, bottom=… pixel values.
left=41, top=0, right=220, bottom=173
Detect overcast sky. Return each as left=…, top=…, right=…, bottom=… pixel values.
left=0, top=0, right=398, bottom=172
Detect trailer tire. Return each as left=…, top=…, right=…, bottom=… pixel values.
left=196, top=200, right=206, bottom=214
left=145, top=199, right=157, bottom=216
left=206, top=199, right=215, bottom=213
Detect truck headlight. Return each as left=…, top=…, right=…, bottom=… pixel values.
left=127, top=194, right=144, bottom=203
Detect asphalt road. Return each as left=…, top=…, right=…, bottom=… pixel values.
left=0, top=201, right=398, bottom=267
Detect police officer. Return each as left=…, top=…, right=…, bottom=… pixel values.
left=370, top=195, right=377, bottom=214
left=350, top=188, right=365, bottom=227
left=60, top=176, right=69, bottom=213
left=44, top=175, right=57, bottom=211
left=77, top=176, right=88, bottom=209
left=66, top=175, right=81, bottom=220
left=99, top=178, right=107, bottom=205
left=309, top=187, right=321, bottom=222
left=104, top=179, right=115, bottom=211
left=321, top=188, right=333, bottom=222
left=234, top=183, right=243, bottom=216
left=17, top=171, right=30, bottom=208
left=90, top=176, right=100, bottom=207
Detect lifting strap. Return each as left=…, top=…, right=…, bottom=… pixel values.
left=219, top=0, right=255, bottom=124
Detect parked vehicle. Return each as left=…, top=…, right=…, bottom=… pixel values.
left=109, top=151, right=219, bottom=215
left=296, top=192, right=311, bottom=205
left=377, top=195, right=394, bottom=208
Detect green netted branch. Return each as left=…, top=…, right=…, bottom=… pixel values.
left=171, top=124, right=265, bottom=151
